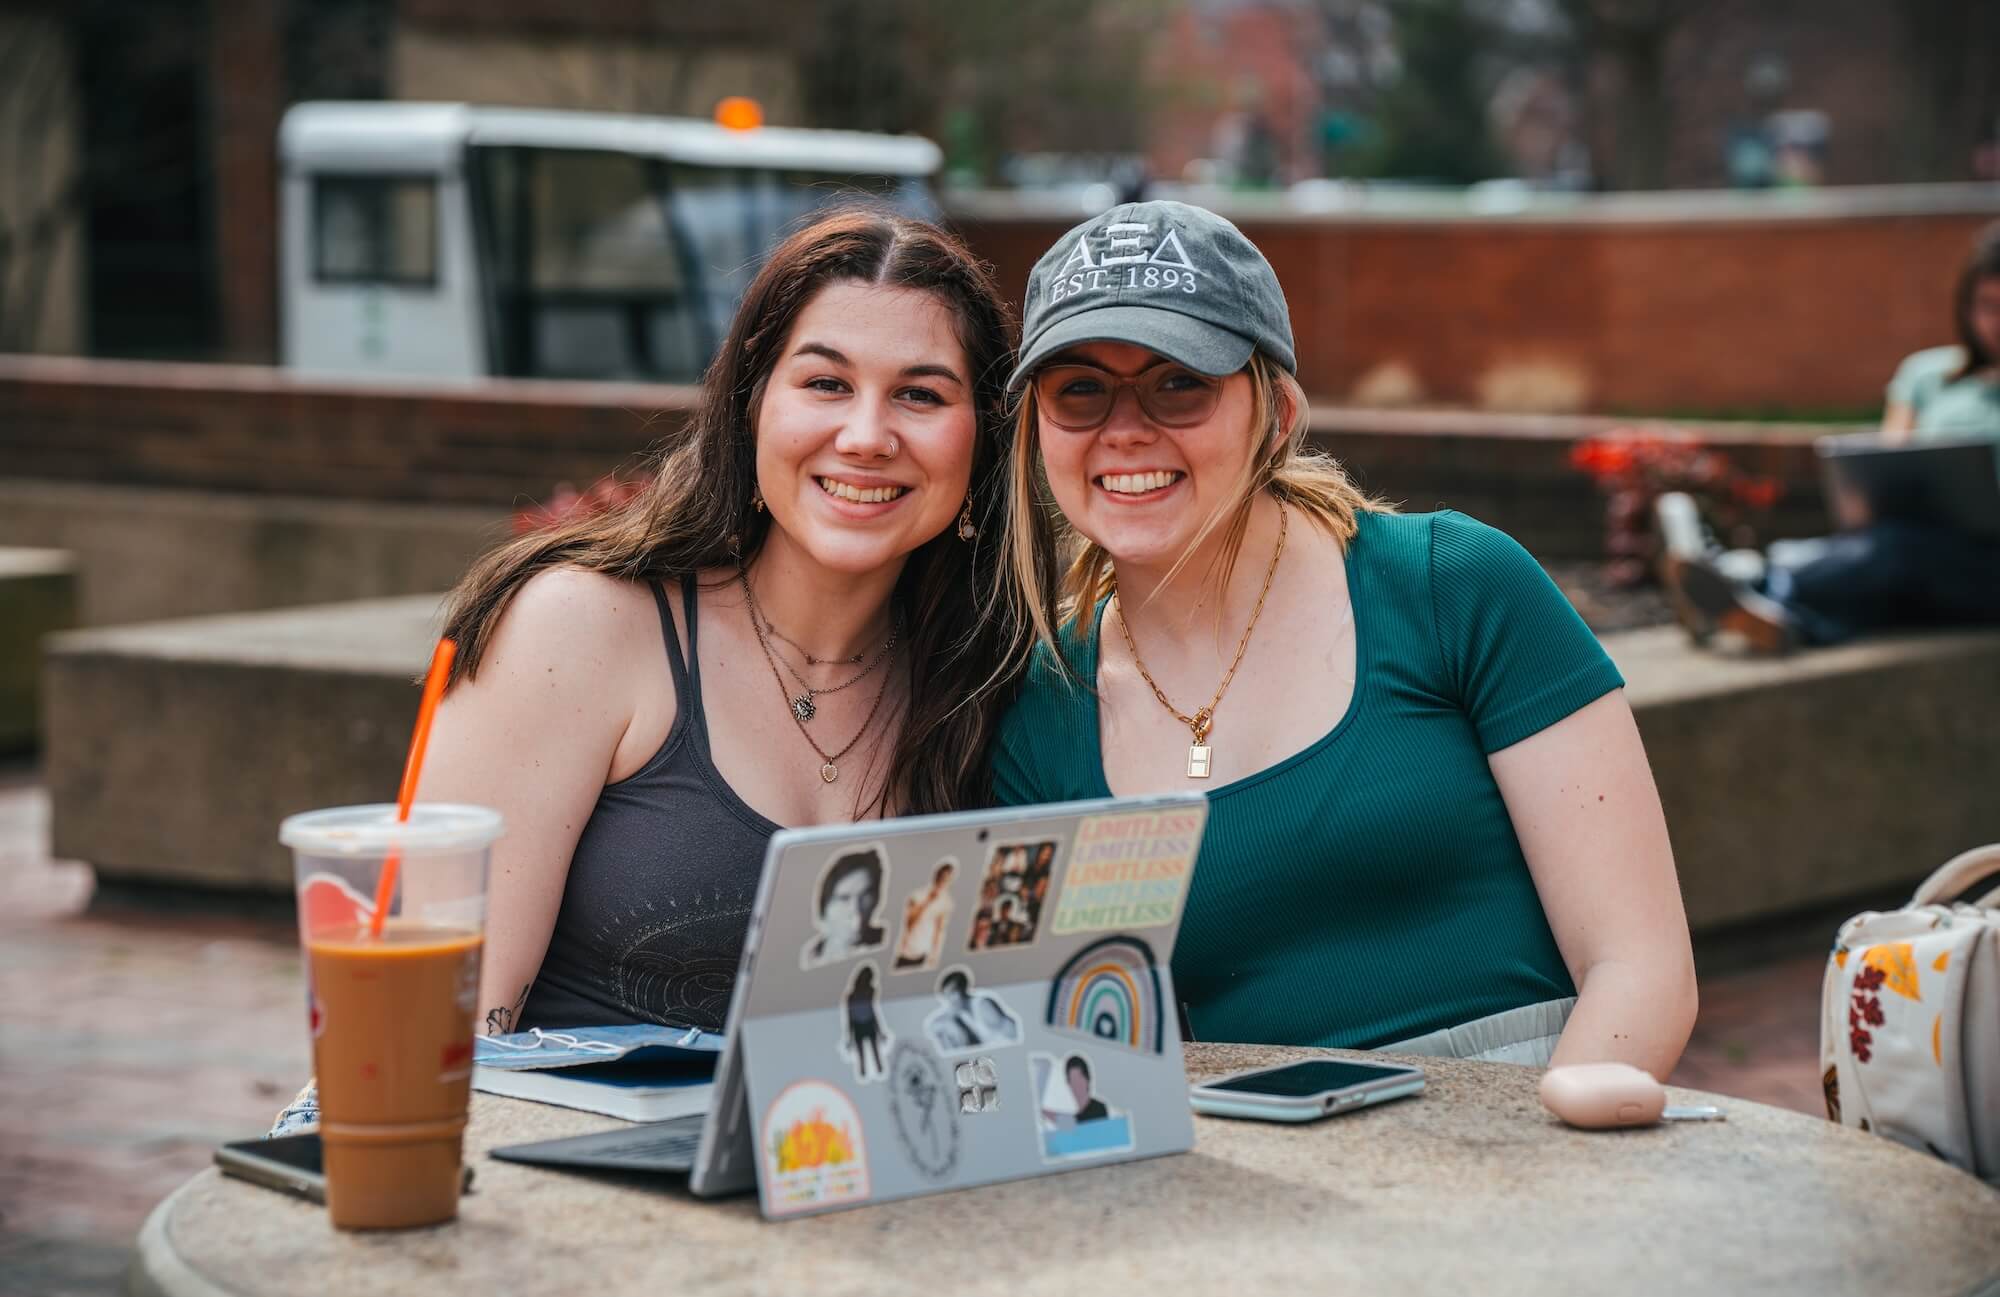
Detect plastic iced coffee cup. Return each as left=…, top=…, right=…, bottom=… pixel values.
left=281, top=803, right=502, bottom=1230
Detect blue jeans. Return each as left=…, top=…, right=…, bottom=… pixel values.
left=1762, top=522, right=2000, bottom=646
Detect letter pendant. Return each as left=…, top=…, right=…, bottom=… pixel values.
left=1186, top=744, right=1212, bottom=779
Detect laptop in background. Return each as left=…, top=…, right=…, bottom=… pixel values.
left=1815, top=433, right=2000, bottom=538
left=492, top=793, right=1209, bottom=1219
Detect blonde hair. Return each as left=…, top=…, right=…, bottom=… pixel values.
left=1000, top=352, right=1391, bottom=677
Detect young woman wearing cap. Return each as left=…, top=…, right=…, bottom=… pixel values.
left=994, top=201, right=1696, bottom=1075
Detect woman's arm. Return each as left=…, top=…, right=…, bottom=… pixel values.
left=1487, top=690, right=1697, bottom=1078
left=414, top=568, right=661, bottom=1034
left=1881, top=400, right=1916, bottom=442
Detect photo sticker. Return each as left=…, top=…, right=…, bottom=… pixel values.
left=1032, top=1050, right=1136, bottom=1163
left=761, top=1080, right=871, bottom=1216
left=966, top=839, right=1058, bottom=952
left=923, top=966, right=1024, bottom=1056
left=1046, top=935, right=1166, bottom=1054
left=801, top=843, right=890, bottom=970
left=837, top=960, right=893, bottom=1085
left=1049, top=809, right=1201, bottom=936
left=892, top=857, right=958, bottom=973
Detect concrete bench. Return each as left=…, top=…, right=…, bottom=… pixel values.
left=43, top=597, right=440, bottom=891
left=1612, top=625, right=2000, bottom=930
left=0, top=479, right=505, bottom=628
left=1, top=548, right=79, bottom=754
left=41, top=600, right=2000, bottom=928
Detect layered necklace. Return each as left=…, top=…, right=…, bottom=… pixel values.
left=738, top=566, right=900, bottom=785
left=1112, top=502, right=1287, bottom=779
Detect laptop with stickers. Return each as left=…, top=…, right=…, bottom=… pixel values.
left=490, top=792, right=1207, bottom=1218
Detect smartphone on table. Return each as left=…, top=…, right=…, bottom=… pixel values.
left=215, top=1133, right=326, bottom=1203
left=215, top=1132, right=476, bottom=1202
left=1189, top=1059, right=1425, bottom=1122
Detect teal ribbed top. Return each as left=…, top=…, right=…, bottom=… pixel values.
left=992, top=509, right=1625, bottom=1049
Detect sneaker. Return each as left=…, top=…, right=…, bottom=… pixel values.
left=1654, top=492, right=1710, bottom=562
left=1661, top=553, right=1798, bottom=654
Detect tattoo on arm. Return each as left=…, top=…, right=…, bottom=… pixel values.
left=483, top=983, right=531, bottom=1036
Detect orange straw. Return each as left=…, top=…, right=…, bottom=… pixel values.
left=369, top=638, right=458, bottom=938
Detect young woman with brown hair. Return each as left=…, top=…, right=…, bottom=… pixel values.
left=1662, top=220, right=2000, bottom=649
left=993, top=202, right=1696, bottom=1075
left=419, top=209, right=1032, bottom=1036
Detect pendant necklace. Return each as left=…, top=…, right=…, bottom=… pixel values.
left=742, top=580, right=898, bottom=724
left=739, top=567, right=898, bottom=783
left=1112, top=502, right=1287, bottom=779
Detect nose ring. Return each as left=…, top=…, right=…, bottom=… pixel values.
left=885, top=437, right=899, bottom=457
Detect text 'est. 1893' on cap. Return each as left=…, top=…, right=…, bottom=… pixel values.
left=1008, top=199, right=1296, bottom=390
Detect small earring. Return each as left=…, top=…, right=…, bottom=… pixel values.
left=957, top=494, right=977, bottom=542
left=752, top=488, right=766, bottom=513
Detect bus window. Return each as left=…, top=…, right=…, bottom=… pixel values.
left=469, top=147, right=707, bottom=383
left=466, top=146, right=940, bottom=384
left=664, top=167, right=933, bottom=346
left=313, top=176, right=437, bottom=286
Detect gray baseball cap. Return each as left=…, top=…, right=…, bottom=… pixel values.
left=1008, top=200, right=1296, bottom=389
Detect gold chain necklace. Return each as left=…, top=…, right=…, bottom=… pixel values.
left=739, top=568, right=898, bottom=784
left=739, top=570, right=897, bottom=723
left=1112, top=502, right=1287, bottom=779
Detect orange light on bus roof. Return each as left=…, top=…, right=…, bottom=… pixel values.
left=715, top=97, right=763, bottom=131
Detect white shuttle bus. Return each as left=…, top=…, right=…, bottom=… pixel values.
left=280, top=102, right=943, bottom=383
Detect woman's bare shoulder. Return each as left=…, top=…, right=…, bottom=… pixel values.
left=475, top=566, right=665, bottom=686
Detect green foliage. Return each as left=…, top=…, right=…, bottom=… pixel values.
left=1348, top=0, right=1507, bottom=183
left=798, top=0, right=1168, bottom=184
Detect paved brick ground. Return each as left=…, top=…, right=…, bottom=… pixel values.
left=0, top=763, right=1829, bottom=1295
left=0, top=766, right=308, bottom=1297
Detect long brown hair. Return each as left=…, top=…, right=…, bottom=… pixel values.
left=1948, top=220, right=2000, bottom=383
left=1002, top=352, right=1389, bottom=679
left=440, top=209, right=1030, bottom=814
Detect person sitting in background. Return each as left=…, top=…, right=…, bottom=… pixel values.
left=1660, top=221, right=2000, bottom=651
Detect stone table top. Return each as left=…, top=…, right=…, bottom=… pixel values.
left=132, top=1043, right=2000, bottom=1297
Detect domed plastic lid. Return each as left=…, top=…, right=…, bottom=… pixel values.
left=279, top=803, right=503, bottom=856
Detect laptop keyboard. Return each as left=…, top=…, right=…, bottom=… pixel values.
left=587, top=1118, right=704, bottom=1164
left=493, top=1112, right=708, bottom=1172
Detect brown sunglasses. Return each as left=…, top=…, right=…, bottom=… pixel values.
left=1032, top=360, right=1223, bottom=432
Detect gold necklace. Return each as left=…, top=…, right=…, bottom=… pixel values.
left=739, top=571, right=897, bottom=722
left=739, top=568, right=898, bottom=784
left=1112, top=502, right=1287, bottom=779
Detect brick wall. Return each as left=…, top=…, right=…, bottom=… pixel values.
left=953, top=206, right=1995, bottom=416
left=0, top=356, right=1843, bottom=558
left=0, top=357, right=694, bottom=506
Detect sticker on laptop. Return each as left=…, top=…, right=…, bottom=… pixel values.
left=761, top=1079, right=871, bottom=1216
left=886, top=1040, right=962, bottom=1181
left=1047, top=935, right=1166, bottom=1053
left=1032, top=1050, right=1136, bottom=1163
left=837, top=960, right=893, bottom=1085
left=892, top=858, right=958, bottom=973
left=801, top=843, right=891, bottom=970
left=923, top=966, right=1024, bottom=1056
left=955, top=1057, right=1001, bottom=1114
left=966, top=839, right=1059, bottom=952
left=1049, top=808, right=1201, bottom=935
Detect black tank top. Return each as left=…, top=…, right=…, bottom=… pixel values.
left=520, top=576, right=777, bottom=1032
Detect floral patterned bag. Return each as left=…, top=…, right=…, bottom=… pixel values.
left=1821, top=844, right=2000, bottom=1185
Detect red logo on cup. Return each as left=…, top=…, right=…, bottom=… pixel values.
left=299, top=872, right=375, bottom=934
left=440, top=1040, right=473, bottom=1070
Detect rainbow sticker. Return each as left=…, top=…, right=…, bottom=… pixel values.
left=1046, top=936, right=1164, bottom=1053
